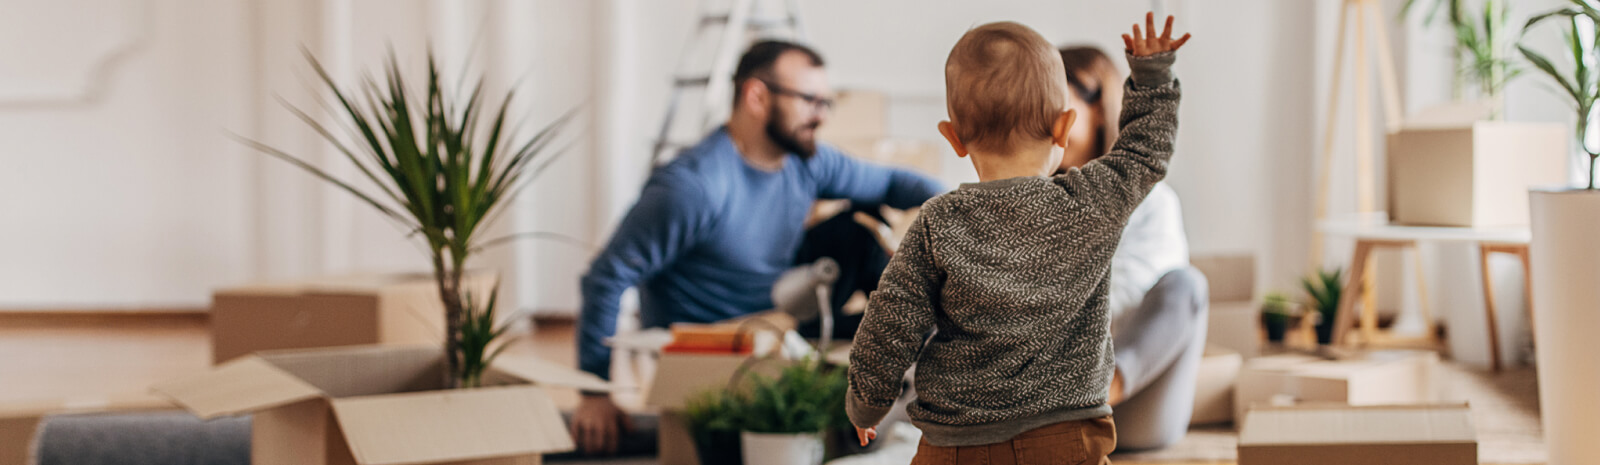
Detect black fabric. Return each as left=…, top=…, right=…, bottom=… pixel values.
left=794, top=204, right=891, bottom=340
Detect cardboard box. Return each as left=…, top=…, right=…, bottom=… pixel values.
left=831, top=139, right=946, bottom=178
left=1207, top=301, right=1261, bottom=358
left=1192, top=254, right=1260, bottom=357
left=646, top=313, right=795, bottom=465
left=211, top=271, right=496, bottom=364
left=1388, top=121, right=1567, bottom=227
left=1234, top=350, right=1439, bottom=424
left=153, top=344, right=607, bottom=465
left=1189, top=345, right=1243, bottom=426
left=647, top=352, right=794, bottom=465
left=0, top=394, right=176, bottom=465
left=1237, top=404, right=1476, bottom=465
left=817, top=90, right=887, bottom=142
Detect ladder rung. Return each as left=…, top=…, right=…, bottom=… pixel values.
left=698, top=15, right=794, bottom=29
left=747, top=17, right=796, bottom=29
left=674, top=76, right=712, bottom=87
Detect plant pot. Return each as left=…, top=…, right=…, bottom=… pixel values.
left=741, top=431, right=825, bottom=465
left=1314, top=316, right=1336, bottom=346
left=1529, top=188, right=1600, bottom=465
left=1262, top=314, right=1288, bottom=343
left=694, top=429, right=743, bottom=465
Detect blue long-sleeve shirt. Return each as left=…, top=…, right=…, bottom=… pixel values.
left=578, top=127, right=945, bottom=379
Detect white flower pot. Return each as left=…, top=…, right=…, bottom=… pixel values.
left=1529, top=188, right=1600, bottom=465
left=740, top=431, right=825, bottom=465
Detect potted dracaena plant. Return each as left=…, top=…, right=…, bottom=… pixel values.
left=1402, top=0, right=1523, bottom=117
left=1516, top=3, right=1600, bottom=463
left=236, top=49, right=574, bottom=388
left=1388, top=0, right=1567, bottom=228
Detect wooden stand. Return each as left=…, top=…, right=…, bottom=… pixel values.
left=1321, top=220, right=1534, bottom=372
left=1311, top=0, right=1405, bottom=268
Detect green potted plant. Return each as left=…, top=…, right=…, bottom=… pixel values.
left=1403, top=0, right=1522, bottom=116
left=1516, top=3, right=1600, bottom=463
left=1260, top=291, right=1301, bottom=345
left=738, top=359, right=848, bottom=465
left=1389, top=0, right=1568, bottom=228
left=237, top=49, right=573, bottom=388
left=1303, top=268, right=1345, bottom=346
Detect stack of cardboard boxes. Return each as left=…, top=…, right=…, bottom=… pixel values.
left=1189, top=255, right=1466, bottom=462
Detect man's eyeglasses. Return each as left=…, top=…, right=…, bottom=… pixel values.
left=759, top=80, right=835, bottom=112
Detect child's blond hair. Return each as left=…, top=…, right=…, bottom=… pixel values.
left=944, top=22, right=1069, bottom=154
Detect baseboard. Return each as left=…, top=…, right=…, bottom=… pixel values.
left=0, top=308, right=208, bottom=326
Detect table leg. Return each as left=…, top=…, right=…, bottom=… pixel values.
left=1479, top=244, right=1504, bottom=372
left=1335, top=240, right=1374, bottom=346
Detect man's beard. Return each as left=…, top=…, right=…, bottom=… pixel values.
left=765, top=104, right=819, bottom=158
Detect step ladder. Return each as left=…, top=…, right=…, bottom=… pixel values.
left=650, top=0, right=807, bottom=166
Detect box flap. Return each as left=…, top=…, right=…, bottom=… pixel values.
left=330, top=385, right=572, bottom=465
left=150, top=356, right=324, bottom=419
left=1240, top=404, right=1475, bottom=447
left=490, top=356, right=612, bottom=392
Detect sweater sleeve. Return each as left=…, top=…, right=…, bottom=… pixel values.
left=846, top=211, right=942, bottom=428
left=808, top=145, right=945, bottom=209
left=1051, top=51, right=1182, bottom=223
left=577, top=171, right=715, bottom=381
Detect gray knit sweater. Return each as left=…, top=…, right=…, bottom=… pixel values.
left=846, top=51, right=1181, bottom=447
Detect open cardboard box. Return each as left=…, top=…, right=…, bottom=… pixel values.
left=152, top=344, right=607, bottom=465
left=1234, top=350, right=1439, bottom=425
left=0, top=394, right=177, bottom=465
left=1238, top=403, right=1476, bottom=465
left=211, top=271, right=496, bottom=364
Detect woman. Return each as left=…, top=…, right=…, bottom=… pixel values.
left=1059, top=45, right=1208, bottom=451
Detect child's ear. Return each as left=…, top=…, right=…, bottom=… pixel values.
left=938, top=121, right=969, bottom=158
left=1053, top=109, right=1078, bottom=149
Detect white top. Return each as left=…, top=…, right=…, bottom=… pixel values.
left=1109, top=182, right=1191, bottom=329
left=1317, top=218, right=1530, bottom=244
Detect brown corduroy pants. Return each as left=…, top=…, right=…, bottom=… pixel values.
left=910, top=416, right=1117, bottom=465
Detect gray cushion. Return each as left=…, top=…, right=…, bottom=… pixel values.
left=35, top=412, right=249, bottom=465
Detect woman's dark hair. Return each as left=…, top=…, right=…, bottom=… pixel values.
left=1058, top=46, right=1123, bottom=159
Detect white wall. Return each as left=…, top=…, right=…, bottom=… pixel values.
left=0, top=0, right=594, bottom=312
left=1, top=0, right=1577, bottom=358
left=590, top=0, right=1321, bottom=307
left=0, top=0, right=255, bottom=309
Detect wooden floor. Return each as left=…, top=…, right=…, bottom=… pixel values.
left=0, top=312, right=1529, bottom=465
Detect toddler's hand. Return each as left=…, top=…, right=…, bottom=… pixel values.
left=856, top=425, right=878, bottom=446
left=1123, top=12, right=1191, bottom=56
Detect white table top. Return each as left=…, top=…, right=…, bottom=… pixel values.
left=1317, top=219, right=1530, bottom=244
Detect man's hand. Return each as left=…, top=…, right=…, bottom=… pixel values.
left=856, top=425, right=878, bottom=447
left=1123, top=12, right=1192, bottom=57
left=853, top=206, right=920, bottom=257
left=571, top=393, right=632, bottom=456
